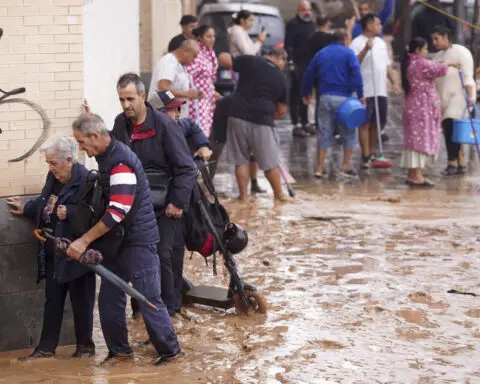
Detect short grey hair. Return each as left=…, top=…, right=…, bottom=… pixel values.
left=40, top=133, right=78, bottom=162
left=117, top=72, right=146, bottom=94
left=72, top=112, right=110, bottom=136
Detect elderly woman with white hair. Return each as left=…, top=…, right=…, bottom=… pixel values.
left=6, top=133, right=96, bottom=361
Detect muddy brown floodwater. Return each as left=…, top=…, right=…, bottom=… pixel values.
left=2, top=182, right=480, bottom=383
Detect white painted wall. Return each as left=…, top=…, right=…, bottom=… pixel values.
left=82, top=0, right=140, bottom=168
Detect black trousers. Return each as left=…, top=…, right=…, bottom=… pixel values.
left=132, top=214, right=181, bottom=316
left=442, top=118, right=461, bottom=162
left=37, top=267, right=96, bottom=353
left=289, top=68, right=308, bottom=126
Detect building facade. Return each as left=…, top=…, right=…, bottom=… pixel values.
left=0, top=0, right=186, bottom=197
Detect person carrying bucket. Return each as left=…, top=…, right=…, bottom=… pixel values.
left=302, top=29, right=363, bottom=179
left=431, top=25, right=476, bottom=176
left=350, top=14, right=401, bottom=169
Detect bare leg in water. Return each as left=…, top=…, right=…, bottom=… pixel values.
left=235, top=164, right=250, bottom=202
left=265, top=168, right=285, bottom=201
left=236, top=165, right=285, bottom=202
left=249, top=159, right=266, bottom=193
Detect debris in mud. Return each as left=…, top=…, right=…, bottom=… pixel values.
left=288, top=265, right=296, bottom=272
left=262, top=260, right=271, bottom=267
left=374, top=196, right=402, bottom=203
left=303, top=215, right=352, bottom=221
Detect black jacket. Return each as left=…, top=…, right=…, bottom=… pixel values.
left=285, top=15, right=316, bottom=70
left=112, top=102, right=197, bottom=211
left=23, top=163, right=91, bottom=284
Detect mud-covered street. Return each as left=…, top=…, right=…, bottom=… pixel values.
left=2, top=97, right=480, bottom=383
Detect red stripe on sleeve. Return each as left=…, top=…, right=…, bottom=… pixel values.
left=110, top=194, right=135, bottom=206
left=111, top=164, right=134, bottom=175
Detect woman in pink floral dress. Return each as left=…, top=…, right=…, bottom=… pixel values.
left=401, top=37, right=458, bottom=187
left=185, top=25, right=219, bottom=137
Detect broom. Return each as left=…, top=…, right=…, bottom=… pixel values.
left=369, top=48, right=393, bottom=169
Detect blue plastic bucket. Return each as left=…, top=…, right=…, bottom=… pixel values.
left=453, top=105, right=480, bottom=144
left=335, top=97, right=366, bottom=130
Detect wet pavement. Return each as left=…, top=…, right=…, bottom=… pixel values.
left=2, top=95, right=480, bottom=383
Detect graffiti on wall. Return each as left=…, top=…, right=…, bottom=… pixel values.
left=0, top=28, right=51, bottom=163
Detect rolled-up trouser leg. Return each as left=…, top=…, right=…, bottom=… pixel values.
left=98, top=259, right=131, bottom=355
left=126, top=244, right=181, bottom=356
left=157, top=214, right=180, bottom=316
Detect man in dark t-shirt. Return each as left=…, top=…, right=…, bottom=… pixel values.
left=167, top=15, right=198, bottom=52
left=309, top=17, right=334, bottom=60
left=222, top=48, right=290, bottom=202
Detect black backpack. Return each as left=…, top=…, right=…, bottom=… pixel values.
left=183, top=160, right=230, bottom=274
left=70, top=170, right=136, bottom=262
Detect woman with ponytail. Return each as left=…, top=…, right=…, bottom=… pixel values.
left=184, top=24, right=219, bottom=136
left=227, top=10, right=267, bottom=57
left=400, top=36, right=458, bottom=187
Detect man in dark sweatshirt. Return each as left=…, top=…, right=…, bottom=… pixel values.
left=285, top=0, right=316, bottom=137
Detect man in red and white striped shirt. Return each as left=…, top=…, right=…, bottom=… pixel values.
left=69, top=113, right=182, bottom=366
left=103, top=163, right=137, bottom=228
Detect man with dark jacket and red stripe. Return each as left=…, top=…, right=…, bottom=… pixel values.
left=111, top=73, right=197, bottom=317
left=68, top=113, right=182, bottom=366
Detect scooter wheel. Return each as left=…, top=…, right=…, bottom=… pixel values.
left=245, top=289, right=268, bottom=314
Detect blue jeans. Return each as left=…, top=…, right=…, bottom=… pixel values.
left=317, top=94, right=357, bottom=150
left=99, top=244, right=180, bottom=356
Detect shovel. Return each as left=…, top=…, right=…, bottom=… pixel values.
left=33, top=228, right=159, bottom=311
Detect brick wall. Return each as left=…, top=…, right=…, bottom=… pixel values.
left=0, top=0, right=84, bottom=197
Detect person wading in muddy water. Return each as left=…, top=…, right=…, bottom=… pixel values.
left=431, top=25, right=476, bottom=176
left=220, top=48, right=289, bottom=202
left=350, top=14, right=401, bottom=169
left=302, top=29, right=363, bottom=179
left=68, top=113, right=183, bottom=366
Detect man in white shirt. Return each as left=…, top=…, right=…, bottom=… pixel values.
left=148, top=39, right=203, bottom=118
left=432, top=25, right=476, bottom=175
left=351, top=14, right=400, bottom=169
